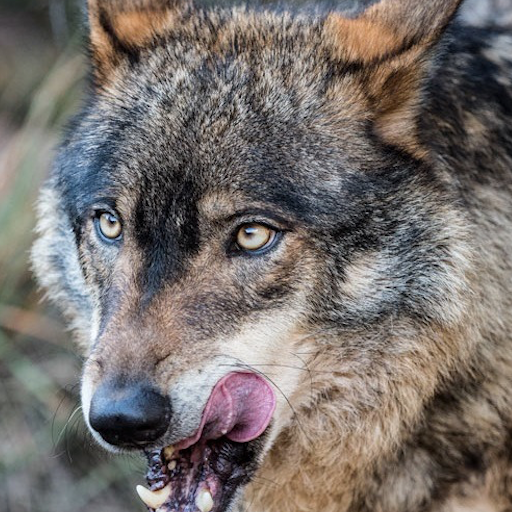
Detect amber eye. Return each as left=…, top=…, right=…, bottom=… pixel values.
left=236, top=223, right=276, bottom=253
left=97, top=212, right=122, bottom=241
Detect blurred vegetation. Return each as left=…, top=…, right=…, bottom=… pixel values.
left=0, top=1, right=145, bottom=510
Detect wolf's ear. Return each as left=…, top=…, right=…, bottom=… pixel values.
left=87, top=0, right=184, bottom=83
left=325, top=0, right=463, bottom=157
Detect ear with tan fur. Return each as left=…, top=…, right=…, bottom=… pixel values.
left=87, top=0, right=185, bottom=84
left=325, top=0, right=463, bottom=157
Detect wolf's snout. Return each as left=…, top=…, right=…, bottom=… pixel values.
left=89, top=379, right=171, bottom=448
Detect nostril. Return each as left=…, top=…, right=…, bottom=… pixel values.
left=89, top=379, right=171, bottom=448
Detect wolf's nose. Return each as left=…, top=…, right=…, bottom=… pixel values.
left=89, top=379, right=171, bottom=447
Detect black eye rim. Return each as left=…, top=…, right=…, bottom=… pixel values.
left=231, top=222, right=283, bottom=256
left=93, top=210, right=124, bottom=243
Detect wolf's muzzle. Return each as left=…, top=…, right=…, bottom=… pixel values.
left=89, top=378, right=171, bottom=448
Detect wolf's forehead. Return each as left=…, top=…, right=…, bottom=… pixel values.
left=121, top=51, right=331, bottom=143
left=70, top=12, right=366, bottom=221
left=92, top=69, right=347, bottom=208
left=106, top=13, right=336, bottom=140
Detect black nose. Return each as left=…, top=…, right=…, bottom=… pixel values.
left=89, top=379, right=171, bottom=448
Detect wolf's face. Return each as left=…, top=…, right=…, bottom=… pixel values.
left=32, top=0, right=472, bottom=510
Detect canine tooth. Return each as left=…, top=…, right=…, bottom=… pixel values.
left=136, top=484, right=171, bottom=510
left=168, top=460, right=177, bottom=470
left=163, top=446, right=175, bottom=459
left=196, top=490, right=214, bottom=512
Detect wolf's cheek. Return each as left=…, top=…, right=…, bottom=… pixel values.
left=31, top=186, right=95, bottom=351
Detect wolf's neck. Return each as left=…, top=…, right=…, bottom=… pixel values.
left=244, top=374, right=410, bottom=512
left=243, top=314, right=508, bottom=511
left=245, top=405, right=367, bottom=512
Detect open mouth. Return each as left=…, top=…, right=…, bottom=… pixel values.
left=135, top=373, right=276, bottom=512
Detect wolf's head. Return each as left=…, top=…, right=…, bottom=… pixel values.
left=32, top=0, right=473, bottom=510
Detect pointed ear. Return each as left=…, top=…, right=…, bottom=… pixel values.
left=325, top=0, right=463, bottom=157
left=87, top=0, right=184, bottom=83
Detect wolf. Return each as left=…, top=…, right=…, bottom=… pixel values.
left=31, top=0, right=512, bottom=510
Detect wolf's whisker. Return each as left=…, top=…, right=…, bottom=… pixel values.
left=230, top=362, right=337, bottom=376
left=289, top=350, right=315, bottom=404
left=55, top=404, right=84, bottom=449
left=51, top=382, right=80, bottom=447
left=250, top=475, right=279, bottom=488
left=226, top=362, right=310, bottom=372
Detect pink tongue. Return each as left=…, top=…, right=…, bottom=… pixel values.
left=175, top=373, right=276, bottom=450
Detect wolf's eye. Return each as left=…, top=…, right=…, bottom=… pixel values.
left=236, top=224, right=276, bottom=253
left=96, top=212, right=123, bottom=241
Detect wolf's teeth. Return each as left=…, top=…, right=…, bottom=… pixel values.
left=168, top=460, right=177, bottom=470
left=196, top=490, right=214, bottom=512
left=136, top=484, right=171, bottom=510
left=163, top=446, right=175, bottom=460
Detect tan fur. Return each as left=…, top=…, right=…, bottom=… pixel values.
left=323, top=15, right=403, bottom=63
left=87, top=0, right=184, bottom=83
left=444, top=497, right=497, bottom=512
left=325, top=0, right=463, bottom=63
left=323, top=17, right=433, bottom=158
left=246, top=325, right=477, bottom=512
left=113, top=9, right=177, bottom=47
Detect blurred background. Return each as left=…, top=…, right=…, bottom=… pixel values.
left=0, top=1, right=511, bottom=512
left=0, top=1, right=145, bottom=511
